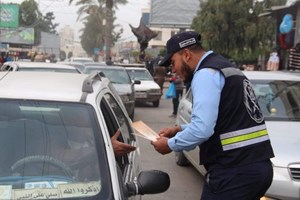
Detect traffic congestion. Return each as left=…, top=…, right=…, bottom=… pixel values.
left=1, top=0, right=300, bottom=200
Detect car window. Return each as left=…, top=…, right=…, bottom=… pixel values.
left=86, top=68, right=131, bottom=84
left=0, top=100, right=112, bottom=199
left=252, top=80, right=300, bottom=121
left=100, top=94, right=135, bottom=173
left=1, top=64, right=14, bottom=71
left=127, top=69, right=153, bottom=81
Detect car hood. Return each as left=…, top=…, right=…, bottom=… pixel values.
left=266, top=121, right=300, bottom=167
left=112, top=84, right=132, bottom=95
left=134, top=81, right=160, bottom=90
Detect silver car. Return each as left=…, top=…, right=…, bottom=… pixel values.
left=175, top=71, right=300, bottom=200
left=126, top=67, right=162, bottom=107
left=1, top=61, right=81, bottom=73
left=83, top=64, right=137, bottom=120
left=0, top=71, right=170, bottom=199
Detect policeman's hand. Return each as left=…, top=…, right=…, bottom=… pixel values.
left=111, top=130, right=136, bottom=157
left=158, top=125, right=181, bottom=138
left=151, top=137, right=172, bottom=155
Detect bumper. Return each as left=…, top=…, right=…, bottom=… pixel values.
left=135, top=94, right=161, bottom=102
left=135, top=91, right=161, bottom=102
left=265, top=166, right=300, bottom=200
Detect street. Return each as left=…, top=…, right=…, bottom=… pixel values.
left=133, top=86, right=204, bottom=200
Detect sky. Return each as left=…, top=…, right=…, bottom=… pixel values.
left=2, top=0, right=149, bottom=41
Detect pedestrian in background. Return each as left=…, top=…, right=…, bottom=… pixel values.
left=145, top=55, right=154, bottom=76
left=106, top=56, right=114, bottom=65
left=169, top=74, right=184, bottom=118
left=151, top=31, right=274, bottom=200
left=153, top=66, right=166, bottom=94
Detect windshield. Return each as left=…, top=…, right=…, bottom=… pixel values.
left=126, top=69, right=153, bottom=81
left=252, top=80, right=300, bottom=121
left=0, top=100, right=111, bottom=199
left=85, top=68, right=131, bottom=84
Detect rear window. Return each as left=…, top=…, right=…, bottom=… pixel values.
left=126, top=69, right=153, bottom=81
left=252, top=80, right=300, bottom=121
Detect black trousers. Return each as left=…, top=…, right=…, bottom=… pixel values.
left=201, top=160, right=273, bottom=200
left=172, top=89, right=183, bottom=115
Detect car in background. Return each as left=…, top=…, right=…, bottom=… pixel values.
left=175, top=71, right=300, bottom=200
left=126, top=67, right=162, bottom=107
left=83, top=63, right=138, bottom=120
left=57, top=61, right=85, bottom=72
left=0, top=71, right=170, bottom=199
left=69, top=57, right=94, bottom=65
left=1, top=61, right=80, bottom=73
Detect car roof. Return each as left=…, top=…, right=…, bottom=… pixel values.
left=71, top=57, right=93, bottom=61
left=2, top=61, right=78, bottom=70
left=0, top=72, right=109, bottom=102
left=243, top=71, right=300, bottom=81
left=125, top=67, right=147, bottom=70
left=84, top=64, right=126, bottom=70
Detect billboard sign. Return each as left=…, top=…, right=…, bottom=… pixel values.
left=150, top=0, right=200, bottom=28
left=0, top=28, right=34, bottom=45
left=0, top=4, right=19, bottom=28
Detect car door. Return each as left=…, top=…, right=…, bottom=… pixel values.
left=99, top=92, right=140, bottom=199
left=176, top=88, right=193, bottom=125
left=176, top=89, right=206, bottom=175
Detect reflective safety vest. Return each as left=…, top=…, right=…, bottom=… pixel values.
left=196, top=53, right=274, bottom=170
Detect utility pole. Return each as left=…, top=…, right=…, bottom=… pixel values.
left=105, top=0, right=113, bottom=61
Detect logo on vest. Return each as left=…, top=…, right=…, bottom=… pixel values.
left=243, top=79, right=264, bottom=123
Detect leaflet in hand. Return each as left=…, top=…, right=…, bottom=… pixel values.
left=131, top=120, right=159, bottom=141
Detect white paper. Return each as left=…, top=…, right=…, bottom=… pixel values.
left=131, top=121, right=159, bottom=141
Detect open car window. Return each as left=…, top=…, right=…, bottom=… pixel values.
left=100, top=93, right=136, bottom=173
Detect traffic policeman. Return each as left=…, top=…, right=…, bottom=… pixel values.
left=151, top=31, right=274, bottom=200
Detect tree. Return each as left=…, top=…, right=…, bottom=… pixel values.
left=80, top=14, right=105, bottom=56
left=19, top=0, right=59, bottom=44
left=192, top=0, right=287, bottom=63
left=43, top=12, right=59, bottom=34
left=19, top=0, right=39, bottom=26
left=69, top=0, right=127, bottom=59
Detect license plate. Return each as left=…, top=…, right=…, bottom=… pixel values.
left=135, top=92, right=147, bottom=98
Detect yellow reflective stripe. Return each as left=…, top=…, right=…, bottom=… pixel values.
left=220, top=124, right=266, bottom=140
left=221, top=129, right=268, bottom=146
left=222, top=135, right=269, bottom=151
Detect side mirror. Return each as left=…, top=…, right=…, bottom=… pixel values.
left=134, top=80, right=141, bottom=85
left=126, top=170, right=170, bottom=196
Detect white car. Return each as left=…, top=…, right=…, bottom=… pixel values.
left=57, top=61, right=85, bottom=72
left=0, top=71, right=170, bottom=199
left=126, top=67, right=162, bottom=107
left=83, top=64, right=138, bottom=120
left=175, top=71, right=300, bottom=200
left=69, top=57, right=94, bottom=64
left=1, top=61, right=80, bottom=73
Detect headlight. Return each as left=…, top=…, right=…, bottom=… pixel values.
left=149, top=89, right=161, bottom=93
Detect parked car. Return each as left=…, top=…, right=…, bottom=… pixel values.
left=1, top=61, right=80, bottom=73
left=126, top=67, right=162, bottom=107
left=57, top=61, right=85, bottom=72
left=0, top=71, right=170, bottom=200
left=175, top=71, right=300, bottom=200
left=69, top=57, right=94, bottom=64
left=83, top=63, right=138, bottom=120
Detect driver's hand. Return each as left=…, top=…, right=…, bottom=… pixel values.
left=111, top=130, right=136, bottom=157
